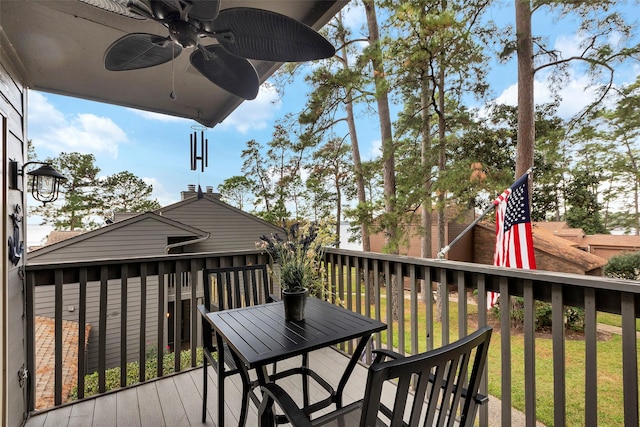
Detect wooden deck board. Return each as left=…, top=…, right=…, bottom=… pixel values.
left=24, top=347, right=375, bottom=427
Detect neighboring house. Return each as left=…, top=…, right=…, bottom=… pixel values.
left=473, top=223, right=607, bottom=275
left=28, top=186, right=282, bottom=373
left=580, top=235, right=640, bottom=260
left=533, top=221, right=640, bottom=261
left=369, top=208, right=476, bottom=261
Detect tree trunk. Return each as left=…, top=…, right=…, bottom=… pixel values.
left=364, top=0, right=398, bottom=320
left=420, top=75, right=433, bottom=304
left=515, top=0, right=535, bottom=179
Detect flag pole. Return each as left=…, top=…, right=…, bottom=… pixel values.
left=436, top=203, right=496, bottom=259
left=436, top=168, right=534, bottom=259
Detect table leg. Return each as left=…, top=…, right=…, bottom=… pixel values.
left=216, top=332, right=225, bottom=427
left=335, top=335, right=371, bottom=407
left=302, top=353, right=310, bottom=408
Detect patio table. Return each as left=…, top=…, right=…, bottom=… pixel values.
left=204, top=297, right=386, bottom=427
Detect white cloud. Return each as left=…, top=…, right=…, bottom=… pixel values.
left=143, top=177, right=178, bottom=206
left=366, top=139, right=382, bottom=161
left=494, top=72, right=600, bottom=120
left=29, top=92, right=128, bottom=158
left=219, top=84, right=282, bottom=134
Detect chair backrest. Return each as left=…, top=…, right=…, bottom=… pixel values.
left=361, top=326, right=492, bottom=427
left=202, top=264, right=272, bottom=312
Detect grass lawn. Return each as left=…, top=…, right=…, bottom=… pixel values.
left=353, top=290, right=639, bottom=427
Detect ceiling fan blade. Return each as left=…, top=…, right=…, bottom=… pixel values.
left=76, top=0, right=145, bottom=19
left=158, top=0, right=220, bottom=21
left=190, top=45, right=259, bottom=100
left=212, top=8, right=335, bottom=62
left=105, top=33, right=182, bottom=71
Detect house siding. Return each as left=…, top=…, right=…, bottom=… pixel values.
left=34, top=278, right=162, bottom=373
left=1, top=47, right=28, bottom=426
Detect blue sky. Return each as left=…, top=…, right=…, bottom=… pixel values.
left=26, top=1, right=639, bottom=246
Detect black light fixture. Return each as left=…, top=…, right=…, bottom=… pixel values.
left=9, top=161, right=67, bottom=205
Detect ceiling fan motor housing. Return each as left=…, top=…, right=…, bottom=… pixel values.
left=168, top=20, right=199, bottom=48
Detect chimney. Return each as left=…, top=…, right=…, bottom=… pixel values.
left=206, top=186, right=213, bottom=193
left=181, top=184, right=197, bottom=200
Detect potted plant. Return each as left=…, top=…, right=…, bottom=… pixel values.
left=259, top=222, right=325, bottom=321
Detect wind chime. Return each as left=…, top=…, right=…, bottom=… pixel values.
left=190, top=125, right=208, bottom=172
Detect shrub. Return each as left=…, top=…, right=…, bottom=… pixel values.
left=604, top=251, right=640, bottom=280
left=492, top=297, right=585, bottom=332
left=69, top=347, right=203, bottom=400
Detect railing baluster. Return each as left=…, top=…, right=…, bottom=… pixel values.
left=621, top=292, right=638, bottom=427
left=584, top=287, right=597, bottom=427
left=499, top=276, right=511, bottom=427
left=396, top=262, right=404, bottom=355
left=98, top=265, right=108, bottom=393
left=477, top=274, right=488, bottom=427
left=157, top=261, right=165, bottom=378
left=384, top=261, right=392, bottom=351
left=523, top=279, right=535, bottom=427
left=120, top=264, right=128, bottom=388
left=139, top=263, right=147, bottom=383
left=190, top=259, right=198, bottom=367
left=374, top=259, right=381, bottom=350
left=174, top=260, right=182, bottom=372
left=440, top=268, right=449, bottom=346
left=54, top=269, right=63, bottom=406
left=425, top=267, right=433, bottom=351
left=457, top=271, right=466, bottom=338
left=409, top=264, right=417, bottom=356
left=552, top=283, right=566, bottom=427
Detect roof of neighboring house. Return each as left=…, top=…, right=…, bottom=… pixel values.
left=533, top=222, right=585, bottom=244
left=476, top=222, right=607, bottom=273
left=531, top=225, right=607, bottom=272
left=27, top=192, right=284, bottom=262
left=35, top=316, right=91, bottom=409
left=43, top=230, right=85, bottom=246
left=581, top=234, right=640, bottom=249
left=28, top=212, right=207, bottom=262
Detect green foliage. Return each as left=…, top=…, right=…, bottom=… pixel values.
left=604, top=252, right=640, bottom=280
left=69, top=347, right=203, bottom=400
left=258, top=222, right=331, bottom=295
left=492, top=297, right=585, bottom=332
left=29, top=151, right=161, bottom=233
left=565, top=169, right=607, bottom=234
left=218, top=175, right=255, bottom=210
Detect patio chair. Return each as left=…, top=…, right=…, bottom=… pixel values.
left=198, top=264, right=278, bottom=425
left=258, top=325, right=493, bottom=427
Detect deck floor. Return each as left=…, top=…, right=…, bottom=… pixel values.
left=24, top=346, right=376, bottom=427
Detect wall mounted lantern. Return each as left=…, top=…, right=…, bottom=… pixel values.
left=9, top=161, right=67, bottom=205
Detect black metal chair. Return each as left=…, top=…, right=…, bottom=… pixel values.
left=198, top=264, right=278, bottom=426
left=258, top=326, right=493, bottom=427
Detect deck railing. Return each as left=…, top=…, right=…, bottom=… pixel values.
left=25, top=248, right=640, bottom=426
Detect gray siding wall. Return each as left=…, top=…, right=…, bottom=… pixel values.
left=35, top=278, right=162, bottom=373
left=1, top=46, right=28, bottom=426
left=29, top=218, right=197, bottom=262
left=162, top=199, right=282, bottom=252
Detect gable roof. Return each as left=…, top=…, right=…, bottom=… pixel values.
left=28, top=212, right=207, bottom=261
left=532, top=226, right=607, bottom=272
left=156, top=193, right=283, bottom=232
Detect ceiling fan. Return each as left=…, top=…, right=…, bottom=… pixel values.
left=78, top=0, right=335, bottom=100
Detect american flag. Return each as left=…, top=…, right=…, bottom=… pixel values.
left=488, top=173, right=536, bottom=308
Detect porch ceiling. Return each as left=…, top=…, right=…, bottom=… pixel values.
left=0, top=0, right=346, bottom=127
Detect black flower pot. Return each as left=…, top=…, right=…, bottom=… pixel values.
left=282, top=288, right=308, bottom=321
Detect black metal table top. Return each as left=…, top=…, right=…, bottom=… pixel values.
left=205, top=297, right=387, bottom=368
